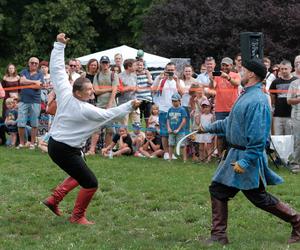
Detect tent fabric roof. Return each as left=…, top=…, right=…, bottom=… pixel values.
left=77, top=45, right=170, bottom=68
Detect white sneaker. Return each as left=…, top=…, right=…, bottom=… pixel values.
left=172, top=155, right=177, bottom=160
left=29, top=144, right=36, bottom=150
left=136, top=152, right=145, bottom=158
left=163, top=152, right=170, bottom=160
left=16, top=144, right=25, bottom=149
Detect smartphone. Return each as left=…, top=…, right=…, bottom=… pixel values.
left=165, top=71, right=174, bottom=77
left=212, top=71, right=222, bottom=76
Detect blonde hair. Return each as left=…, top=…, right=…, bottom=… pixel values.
left=151, top=104, right=159, bottom=115
left=5, top=97, right=15, bottom=105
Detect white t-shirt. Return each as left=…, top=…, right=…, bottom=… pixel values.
left=152, top=76, right=184, bottom=112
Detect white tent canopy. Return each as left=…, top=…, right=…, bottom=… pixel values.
left=77, top=45, right=170, bottom=68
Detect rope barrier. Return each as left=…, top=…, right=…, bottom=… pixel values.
left=1, top=84, right=300, bottom=94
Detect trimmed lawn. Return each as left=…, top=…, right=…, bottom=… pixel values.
left=0, top=146, right=299, bottom=250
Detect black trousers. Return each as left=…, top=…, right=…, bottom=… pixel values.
left=48, top=137, right=98, bottom=189
left=139, top=101, right=152, bottom=121
left=209, top=181, right=278, bottom=208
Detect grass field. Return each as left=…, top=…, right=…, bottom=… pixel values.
left=0, top=146, right=300, bottom=250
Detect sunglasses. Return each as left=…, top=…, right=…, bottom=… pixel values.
left=69, top=64, right=77, bottom=67
left=205, top=57, right=214, bottom=61
left=30, top=62, right=39, bottom=65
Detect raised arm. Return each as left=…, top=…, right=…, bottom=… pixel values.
left=49, top=33, right=72, bottom=101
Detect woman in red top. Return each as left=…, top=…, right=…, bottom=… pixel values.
left=1, top=63, right=20, bottom=117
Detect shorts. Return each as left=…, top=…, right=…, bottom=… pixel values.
left=6, top=125, right=18, bottom=133
left=17, top=102, right=41, bottom=128
left=168, top=133, right=185, bottom=147
left=159, top=111, right=168, bottom=137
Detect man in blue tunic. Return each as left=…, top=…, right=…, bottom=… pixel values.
left=198, top=59, right=300, bottom=245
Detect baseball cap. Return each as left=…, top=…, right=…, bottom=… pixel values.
left=201, top=99, right=211, bottom=106
left=221, top=57, right=233, bottom=65
left=132, top=122, right=142, bottom=129
left=137, top=49, right=144, bottom=58
left=100, top=56, right=110, bottom=63
left=243, top=59, right=267, bottom=80
left=171, top=93, right=181, bottom=101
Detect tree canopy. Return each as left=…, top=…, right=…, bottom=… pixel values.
left=141, top=0, right=300, bottom=68
left=0, top=0, right=299, bottom=69
left=0, top=0, right=155, bottom=64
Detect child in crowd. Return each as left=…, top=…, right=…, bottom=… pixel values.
left=148, top=104, right=159, bottom=132
left=4, top=98, right=18, bottom=147
left=130, top=122, right=145, bottom=155
left=136, top=59, right=153, bottom=127
left=167, top=93, right=188, bottom=162
left=137, top=128, right=164, bottom=158
left=101, top=126, right=133, bottom=157
left=189, top=84, right=207, bottom=119
left=194, top=99, right=214, bottom=162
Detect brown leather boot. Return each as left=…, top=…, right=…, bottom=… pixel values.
left=262, top=201, right=300, bottom=244
left=43, top=177, right=79, bottom=216
left=203, top=196, right=229, bottom=245
left=70, top=187, right=97, bottom=225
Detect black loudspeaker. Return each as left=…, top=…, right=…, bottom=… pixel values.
left=240, top=32, right=264, bottom=64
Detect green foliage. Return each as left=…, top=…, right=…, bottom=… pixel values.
left=141, top=0, right=300, bottom=68
left=17, top=0, right=98, bottom=62
left=0, top=0, right=155, bottom=65
left=0, top=147, right=300, bottom=249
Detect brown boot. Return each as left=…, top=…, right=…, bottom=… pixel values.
left=43, top=177, right=79, bottom=216
left=70, top=187, right=97, bottom=225
left=262, top=202, right=300, bottom=244
left=203, top=196, right=229, bottom=245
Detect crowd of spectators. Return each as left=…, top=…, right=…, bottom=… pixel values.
left=0, top=52, right=300, bottom=170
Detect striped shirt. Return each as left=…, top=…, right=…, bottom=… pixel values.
left=136, top=72, right=152, bottom=102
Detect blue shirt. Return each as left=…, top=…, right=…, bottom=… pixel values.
left=204, top=83, right=283, bottom=190
left=167, top=106, right=187, bottom=134
left=20, top=69, right=44, bottom=104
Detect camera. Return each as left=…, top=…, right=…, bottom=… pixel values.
left=212, top=71, right=222, bottom=76
left=165, top=71, right=174, bottom=77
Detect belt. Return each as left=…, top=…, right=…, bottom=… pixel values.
left=228, top=144, right=246, bottom=150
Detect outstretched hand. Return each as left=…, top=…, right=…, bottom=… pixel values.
left=57, top=33, right=70, bottom=44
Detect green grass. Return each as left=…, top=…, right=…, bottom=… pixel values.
left=0, top=147, right=300, bottom=250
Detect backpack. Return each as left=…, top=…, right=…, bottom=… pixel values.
left=94, top=71, right=115, bottom=101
